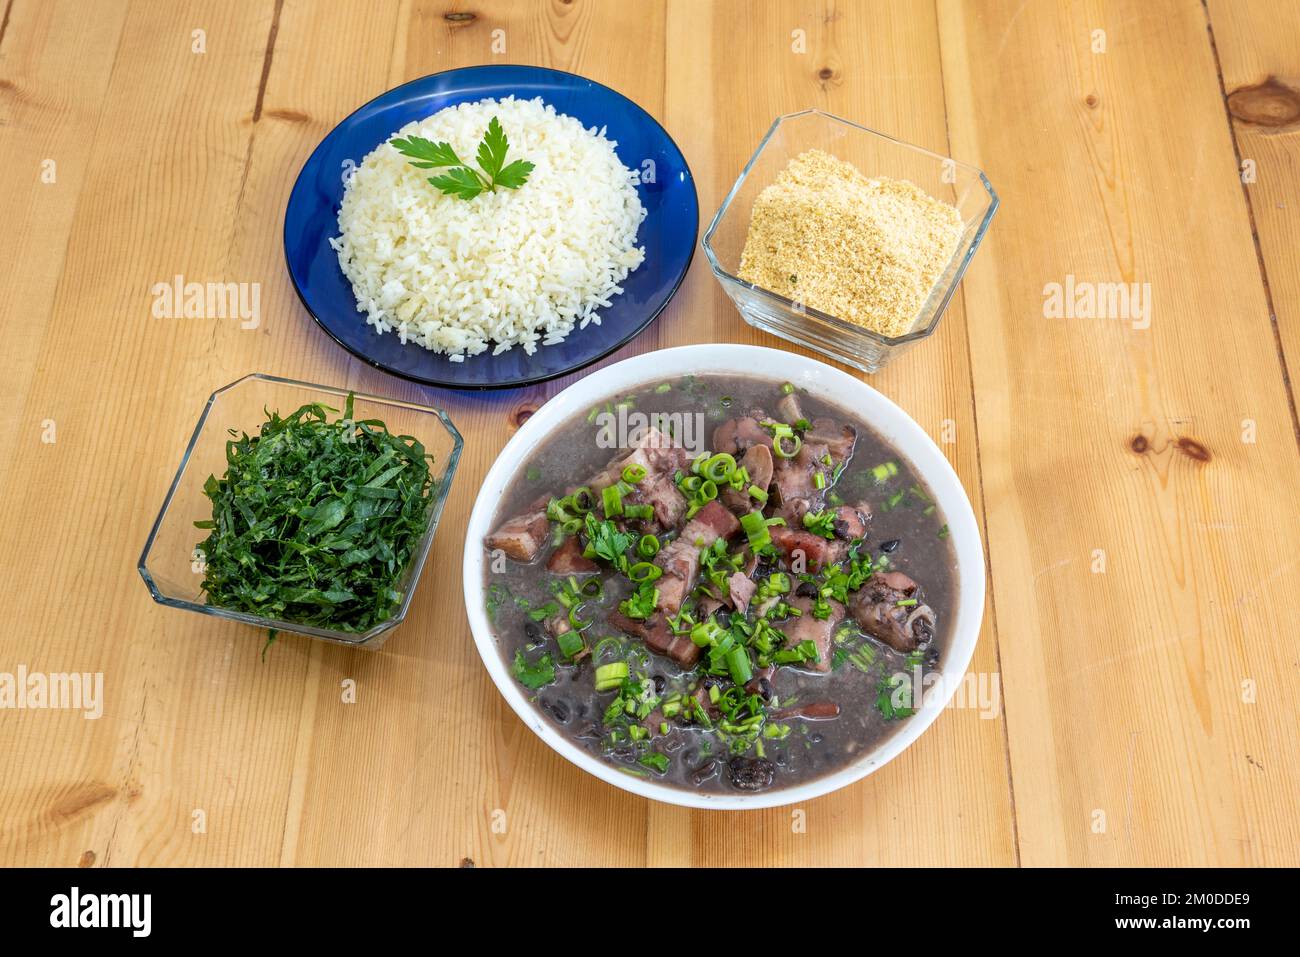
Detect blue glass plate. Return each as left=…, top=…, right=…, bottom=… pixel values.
left=284, top=65, right=698, bottom=390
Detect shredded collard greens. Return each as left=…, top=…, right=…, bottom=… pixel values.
left=194, top=395, right=435, bottom=633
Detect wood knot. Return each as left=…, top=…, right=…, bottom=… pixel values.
left=817, top=66, right=836, bottom=81
left=444, top=11, right=476, bottom=22
left=459, top=856, right=476, bottom=867
left=1176, top=436, right=1211, bottom=463
left=1084, top=93, right=1099, bottom=109
left=265, top=108, right=311, bottom=124
left=1129, top=434, right=1149, bottom=454
left=1227, top=76, right=1300, bottom=130
left=50, top=783, right=116, bottom=824
left=513, top=406, right=536, bottom=428
left=78, top=850, right=96, bottom=868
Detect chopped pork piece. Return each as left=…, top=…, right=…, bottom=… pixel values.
left=546, top=536, right=598, bottom=574
left=721, top=443, right=774, bottom=514
left=485, top=505, right=550, bottom=562
left=781, top=594, right=845, bottom=673
left=712, top=415, right=773, bottom=455
left=848, top=571, right=935, bottom=652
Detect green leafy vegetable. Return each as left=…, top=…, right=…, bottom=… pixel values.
left=801, top=509, right=837, bottom=539
left=512, top=650, right=556, bottom=690
left=583, top=513, right=634, bottom=566
left=194, top=395, right=435, bottom=634
left=390, top=116, right=535, bottom=201
left=639, top=752, right=670, bottom=774
left=619, top=581, right=659, bottom=620
left=876, top=674, right=915, bottom=720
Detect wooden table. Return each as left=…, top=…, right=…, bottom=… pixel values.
left=2, top=0, right=1297, bottom=868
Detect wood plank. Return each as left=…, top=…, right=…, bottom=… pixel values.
left=282, top=0, right=669, bottom=868
left=0, top=0, right=129, bottom=482
left=1207, top=0, right=1300, bottom=435
left=649, top=0, right=1015, bottom=866
left=0, top=0, right=280, bottom=867
left=937, top=0, right=1300, bottom=865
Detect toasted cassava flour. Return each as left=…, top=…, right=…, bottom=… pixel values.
left=331, top=97, right=646, bottom=360
left=738, top=150, right=964, bottom=338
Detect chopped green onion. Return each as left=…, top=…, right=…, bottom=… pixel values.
left=556, top=630, right=585, bottom=659
left=622, top=463, right=647, bottom=484
left=813, top=471, right=826, bottom=490
left=747, top=484, right=768, bottom=504
left=725, top=647, right=753, bottom=685
left=655, top=382, right=672, bottom=393
left=628, top=561, right=662, bottom=583
left=594, top=662, right=629, bottom=692
left=781, top=382, right=795, bottom=395
left=570, top=486, right=594, bottom=513
left=568, top=604, right=591, bottom=630
left=871, top=461, right=899, bottom=483
left=637, top=534, right=660, bottom=558
left=623, top=503, right=654, bottom=521
left=702, top=453, right=736, bottom=483
left=896, top=598, right=918, bottom=607
left=773, top=434, right=801, bottom=459
left=602, top=485, right=623, bottom=518
left=740, top=510, right=771, bottom=552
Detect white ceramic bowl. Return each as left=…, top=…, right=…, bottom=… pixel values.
left=462, top=344, right=985, bottom=809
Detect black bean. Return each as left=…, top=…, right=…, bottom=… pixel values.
left=796, top=582, right=818, bottom=598
left=757, top=677, right=773, bottom=700
left=727, top=757, right=776, bottom=791
left=548, top=699, right=571, bottom=723
left=810, top=732, right=824, bottom=745
left=691, top=760, right=720, bottom=787
left=524, top=620, right=543, bottom=643
left=880, top=539, right=900, bottom=553
left=652, top=674, right=666, bottom=694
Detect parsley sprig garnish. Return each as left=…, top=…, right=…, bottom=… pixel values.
left=390, top=116, right=535, bottom=200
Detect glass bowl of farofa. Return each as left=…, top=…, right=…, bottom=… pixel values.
left=702, top=110, right=997, bottom=373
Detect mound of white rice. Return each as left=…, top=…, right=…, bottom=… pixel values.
left=330, top=96, right=646, bottom=360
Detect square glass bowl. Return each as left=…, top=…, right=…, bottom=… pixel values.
left=702, top=110, right=998, bottom=373
left=138, top=374, right=462, bottom=649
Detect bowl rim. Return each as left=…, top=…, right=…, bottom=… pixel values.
left=282, top=63, right=700, bottom=391
left=462, top=344, right=986, bottom=809
left=137, top=372, right=463, bottom=646
left=700, top=109, right=999, bottom=347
